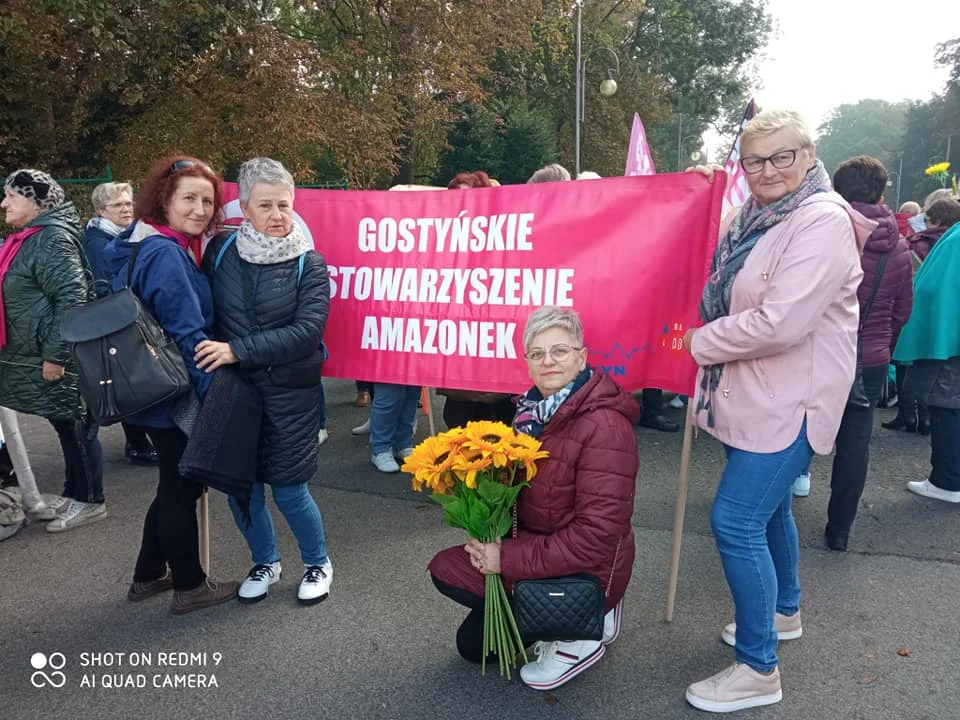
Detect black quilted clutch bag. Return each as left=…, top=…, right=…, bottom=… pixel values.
left=513, top=573, right=605, bottom=642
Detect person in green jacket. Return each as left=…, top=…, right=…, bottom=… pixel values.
left=0, top=169, right=106, bottom=532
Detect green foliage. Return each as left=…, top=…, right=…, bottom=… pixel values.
left=815, top=100, right=909, bottom=176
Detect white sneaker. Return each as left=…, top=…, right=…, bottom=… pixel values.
left=907, top=479, right=960, bottom=504
left=602, top=600, right=623, bottom=645
left=352, top=419, right=371, bottom=435
left=46, top=500, right=107, bottom=533
left=395, top=448, right=414, bottom=463
left=298, top=562, right=332, bottom=605
left=317, top=428, right=329, bottom=446
left=21, top=490, right=55, bottom=521
left=792, top=473, right=811, bottom=497
left=371, top=452, right=400, bottom=473
left=238, top=562, right=282, bottom=603
left=44, top=495, right=69, bottom=514
left=519, top=639, right=605, bottom=690
left=669, top=396, right=687, bottom=409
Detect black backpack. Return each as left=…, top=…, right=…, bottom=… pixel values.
left=60, top=241, right=192, bottom=425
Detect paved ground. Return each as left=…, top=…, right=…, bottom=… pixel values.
left=2, top=379, right=957, bottom=720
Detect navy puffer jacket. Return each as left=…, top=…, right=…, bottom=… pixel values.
left=202, top=233, right=330, bottom=487
left=852, top=202, right=913, bottom=368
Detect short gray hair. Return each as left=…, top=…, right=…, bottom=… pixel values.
left=923, top=187, right=955, bottom=211
left=90, top=182, right=133, bottom=212
left=898, top=201, right=921, bottom=216
left=527, top=163, right=571, bottom=184
left=523, top=306, right=584, bottom=350
left=237, top=157, right=295, bottom=203
left=741, top=109, right=813, bottom=150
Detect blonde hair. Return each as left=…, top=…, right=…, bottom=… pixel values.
left=741, top=109, right=813, bottom=150
left=523, top=306, right=584, bottom=350
left=899, top=201, right=921, bottom=216
left=923, top=188, right=955, bottom=211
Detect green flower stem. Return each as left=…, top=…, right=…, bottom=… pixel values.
left=494, top=582, right=511, bottom=677
left=482, top=575, right=492, bottom=676
left=498, top=577, right=528, bottom=664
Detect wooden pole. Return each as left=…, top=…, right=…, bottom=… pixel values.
left=422, top=387, right=437, bottom=437
left=664, top=402, right=695, bottom=622
left=199, top=491, right=210, bottom=574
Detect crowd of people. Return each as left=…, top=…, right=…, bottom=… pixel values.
left=1, top=106, right=959, bottom=710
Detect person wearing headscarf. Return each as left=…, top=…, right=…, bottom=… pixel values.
left=0, top=169, right=105, bottom=532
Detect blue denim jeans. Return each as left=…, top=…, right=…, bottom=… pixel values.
left=370, top=383, right=420, bottom=455
left=711, top=421, right=814, bottom=672
left=229, top=483, right=329, bottom=567
left=318, top=381, right=327, bottom=430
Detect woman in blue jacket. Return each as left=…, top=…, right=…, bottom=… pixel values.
left=104, top=156, right=240, bottom=614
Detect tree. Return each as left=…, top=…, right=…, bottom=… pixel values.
left=814, top=100, right=909, bottom=176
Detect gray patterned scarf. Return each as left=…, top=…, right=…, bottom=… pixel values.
left=696, top=160, right=831, bottom=427
left=235, top=219, right=312, bottom=265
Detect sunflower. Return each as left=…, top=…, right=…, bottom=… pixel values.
left=504, top=433, right=549, bottom=480
left=462, top=420, right=516, bottom=468
left=925, top=161, right=951, bottom=176
left=451, top=452, right=493, bottom=489
left=401, top=435, right=457, bottom=493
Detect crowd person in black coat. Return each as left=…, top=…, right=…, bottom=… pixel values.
left=85, top=181, right=158, bottom=465
left=196, top=157, right=333, bottom=607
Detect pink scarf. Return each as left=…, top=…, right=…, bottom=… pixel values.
left=147, top=221, right=203, bottom=267
left=0, top=226, right=42, bottom=350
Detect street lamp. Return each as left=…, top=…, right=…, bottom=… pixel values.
left=679, top=134, right=703, bottom=171
left=573, top=0, right=620, bottom=176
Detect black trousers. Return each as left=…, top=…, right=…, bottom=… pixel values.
left=826, top=366, right=887, bottom=539
left=442, top=397, right=516, bottom=430
left=48, top=417, right=104, bottom=503
left=122, top=422, right=152, bottom=450
left=897, top=364, right=929, bottom=423
left=133, top=427, right=205, bottom=591
left=929, top=406, right=960, bottom=492
left=432, top=575, right=488, bottom=663
left=641, top=388, right=664, bottom=421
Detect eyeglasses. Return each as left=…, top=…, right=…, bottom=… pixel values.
left=524, top=345, right=584, bottom=363
left=739, top=149, right=802, bottom=175
left=167, top=159, right=213, bottom=177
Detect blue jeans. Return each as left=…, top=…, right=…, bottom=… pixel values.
left=370, top=383, right=420, bottom=455
left=229, top=483, right=329, bottom=567
left=711, top=421, right=814, bottom=672
left=318, top=381, right=327, bottom=430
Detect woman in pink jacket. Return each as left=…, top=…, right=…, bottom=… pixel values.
left=683, top=109, right=875, bottom=713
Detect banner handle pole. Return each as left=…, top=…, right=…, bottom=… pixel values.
left=199, top=491, right=210, bottom=574
left=665, top=402, right=694, bottom=622
left=422, top=387, right=437, bottom=437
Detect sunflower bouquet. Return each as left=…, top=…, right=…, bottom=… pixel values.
left=925, top=161, right=952, bottom=188
left=402, top=420, right=548, bottom=678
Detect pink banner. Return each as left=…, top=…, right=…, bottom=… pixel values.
left=221, top=174, right=724, bottom=395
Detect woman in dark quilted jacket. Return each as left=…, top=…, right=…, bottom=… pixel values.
left=0, top=169, right=105, bottom=532
left=428, top=306, right=640, bottom=691
left=196, top=157, right=333, bottom=608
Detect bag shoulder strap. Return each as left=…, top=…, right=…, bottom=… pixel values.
left=216, top=232, right=306, bottom=287
left=859, top=251, right=890, bottom=333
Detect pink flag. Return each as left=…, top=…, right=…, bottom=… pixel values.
left=721, top=99, right=759, bottom=218
left=624, top=113, right=656, bottom=176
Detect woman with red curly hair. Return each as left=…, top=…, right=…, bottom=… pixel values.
left=103, top=156, right=240, bottom=614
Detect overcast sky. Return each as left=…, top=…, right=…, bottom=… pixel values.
left=755, top=0, right=958, bottom=132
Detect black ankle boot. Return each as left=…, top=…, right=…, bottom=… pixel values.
left=882, top=412, right=916, bottom=432
left=825, top=526, right=848, bottom=552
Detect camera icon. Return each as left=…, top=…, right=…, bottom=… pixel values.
left=30, top=652, right=67, bottom=689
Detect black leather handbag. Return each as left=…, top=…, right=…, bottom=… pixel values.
left=512, top=537, right=622, bottom=642
left=513, top=573, right=606, bottom=642
left=61, top=242, right=192, bottom=425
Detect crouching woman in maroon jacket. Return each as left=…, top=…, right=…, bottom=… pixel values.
left=428, top=306, right=640, bottom=691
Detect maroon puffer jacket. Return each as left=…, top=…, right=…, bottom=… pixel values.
left=428, top=371, right=640, bottom=611
left=853, top=202, right=913, bottom=368
left=909, top=226, right=947, bottom=261
left=501, top=372, right=639, bottom=610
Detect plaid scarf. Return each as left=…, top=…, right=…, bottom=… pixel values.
left=696, top=160, right=831, bottom=427
left=513, top=367, right=593, bottom=438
